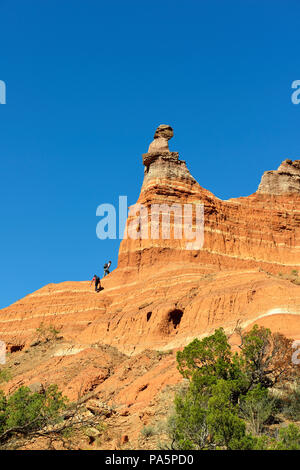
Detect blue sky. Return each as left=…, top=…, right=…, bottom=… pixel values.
left=0, top=0, right=300, bottom=308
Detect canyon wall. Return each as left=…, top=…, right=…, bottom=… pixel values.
left=1, top=124, right=300, bottom=356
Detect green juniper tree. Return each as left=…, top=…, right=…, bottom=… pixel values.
left=168, top=326, right=300, bottom=450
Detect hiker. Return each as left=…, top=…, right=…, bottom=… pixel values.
left=90, top=274, right=101, bottom=292
left=103, top=260, right=112, bottom=277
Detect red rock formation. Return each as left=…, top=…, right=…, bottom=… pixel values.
left=0, top=125, right=300, bottom=417
left=258, top=159, right=300, bottom=195
left=119, top=127, right=300, bottom=275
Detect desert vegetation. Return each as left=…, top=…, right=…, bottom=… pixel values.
left=0, top=383, right=103, bottom=450
left=0, top=325, right=300, bottom=450
left=277, top=269, right=300, bottom=285
left=167, top=325, right=300, bottom=450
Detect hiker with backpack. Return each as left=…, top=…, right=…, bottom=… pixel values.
left=90, top=274, right=101, bottom=292
left=103, top=260, right=112, bottom=277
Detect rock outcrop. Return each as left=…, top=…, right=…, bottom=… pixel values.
left=147, top=124, right=174, bottom=153
left=257, top=159, right=300, bottom=195
left=1, top=124, right=300, bottom=352
left=119, top=125, right=300, bottom=274
left=143, top=124, right=195, bottom=183
left=0, top=125, right=300, bottom=446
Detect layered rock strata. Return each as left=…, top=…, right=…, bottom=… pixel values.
left=258, top=159, right=300, bottom=195
left=0, top=124, right=300, bottom=356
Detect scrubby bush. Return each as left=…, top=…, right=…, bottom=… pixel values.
left=0, top=385, right=68, bottom=441
left=282, top=385, right=300, bottom=421
left=0, top=384, right=99, bottom=449
left=168, top=326, right=300, bottom=450
left=274, top=424, right=300, bottom=450
left=239, top=385, right=277, bottom=435
left=0, top=369, right=12, bottom=384
left=141, top=425, right=156, bottom=438
left=35, top=323, right=61, bottom=342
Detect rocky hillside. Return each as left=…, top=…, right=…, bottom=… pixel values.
left=0, top=125, right=300, bottom=448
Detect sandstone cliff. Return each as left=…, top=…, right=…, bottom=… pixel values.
left=0, top=126, right=300, bottom=448
left=1, top=125, right=300, bottom=351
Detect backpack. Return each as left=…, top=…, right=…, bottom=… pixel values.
left=104, top=263, right=108, bottom=269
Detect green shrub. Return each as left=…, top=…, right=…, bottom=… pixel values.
left=35, top=323, right=61, bottom=342
left=206, top=380, right=247, bottom=450
left=168, top=326, right=300, bottom=450
left=0, top=369, right=12, bottom=384
left=240, top=386, right=276, bottom=435
left=274, top=424, right=300, bottom=450
left=0, top=384, right=68, bottom=443
left=168, top=388, right=209, bottom=449
left=282, top=386, right=300, bottom=421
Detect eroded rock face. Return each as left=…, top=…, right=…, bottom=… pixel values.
left=0, top=126, right=300, bottom=423
left=143, top=125, right=196, bottom=184
left=119, top=127, right=300, bottom=273
left=257, top=159, right=300, bottom=195
left=1, top=126, right=300, bottom=449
